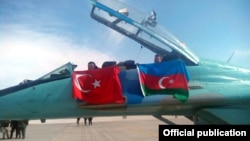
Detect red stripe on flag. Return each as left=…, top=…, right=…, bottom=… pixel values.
left=139, top=73, right=189, bottom=90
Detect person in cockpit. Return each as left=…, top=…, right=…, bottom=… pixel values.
left=76, top=61, right=98, bottom=126
left=154, top=54, right=163, bottom=63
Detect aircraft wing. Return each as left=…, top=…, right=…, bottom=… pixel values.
left=194, top=107, right=250, bottom=124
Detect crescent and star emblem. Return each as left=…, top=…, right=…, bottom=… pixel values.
left=74, top=74, right=101, bottom=93
left=158, top=77, right=174, bottom=89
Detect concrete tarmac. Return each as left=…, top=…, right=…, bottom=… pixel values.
left=0, top=116, right=193, bottom=141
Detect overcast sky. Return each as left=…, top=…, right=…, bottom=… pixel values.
left=0, top=0, right=249, bottom=89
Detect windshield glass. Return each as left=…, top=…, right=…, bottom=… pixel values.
left=38, top=62, right=75, bottom=80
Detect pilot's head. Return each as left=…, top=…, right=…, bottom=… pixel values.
left=154, top=54, right=163, bottom=63
left=88, top=61, right=98, bottom=70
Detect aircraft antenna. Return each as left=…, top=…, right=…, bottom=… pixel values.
left=226, top=51, right=235, bottom=63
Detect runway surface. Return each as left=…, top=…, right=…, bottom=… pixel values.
left=0, top=116, right=193, bottom=141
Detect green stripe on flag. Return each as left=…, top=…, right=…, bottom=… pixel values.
left=141, top=85, right=189, bottom=103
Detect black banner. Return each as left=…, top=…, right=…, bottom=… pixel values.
left=159, top=125, right=249, bottom=140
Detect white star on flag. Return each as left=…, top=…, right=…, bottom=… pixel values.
left=92, top=79, right=101, bottom=88
left=169, top=79, right=174, bottom=84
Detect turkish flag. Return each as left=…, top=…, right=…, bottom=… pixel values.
left=72, top=66, right=124, bottom=105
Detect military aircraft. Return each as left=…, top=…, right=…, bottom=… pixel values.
left=0, top=0, right=250, bottom=125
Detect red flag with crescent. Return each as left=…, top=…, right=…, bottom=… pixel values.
left=72, top=66, right=124, bottom=105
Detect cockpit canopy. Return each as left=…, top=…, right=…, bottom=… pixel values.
left=90, top=0, right=199, bottom=66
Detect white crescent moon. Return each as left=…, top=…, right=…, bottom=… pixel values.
left=74, top=74, right=92, bottom=93
left=158, top=77, right=168, bottom=89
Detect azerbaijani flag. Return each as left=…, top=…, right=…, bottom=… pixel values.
left=137, top=59, right=190, bottom=103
